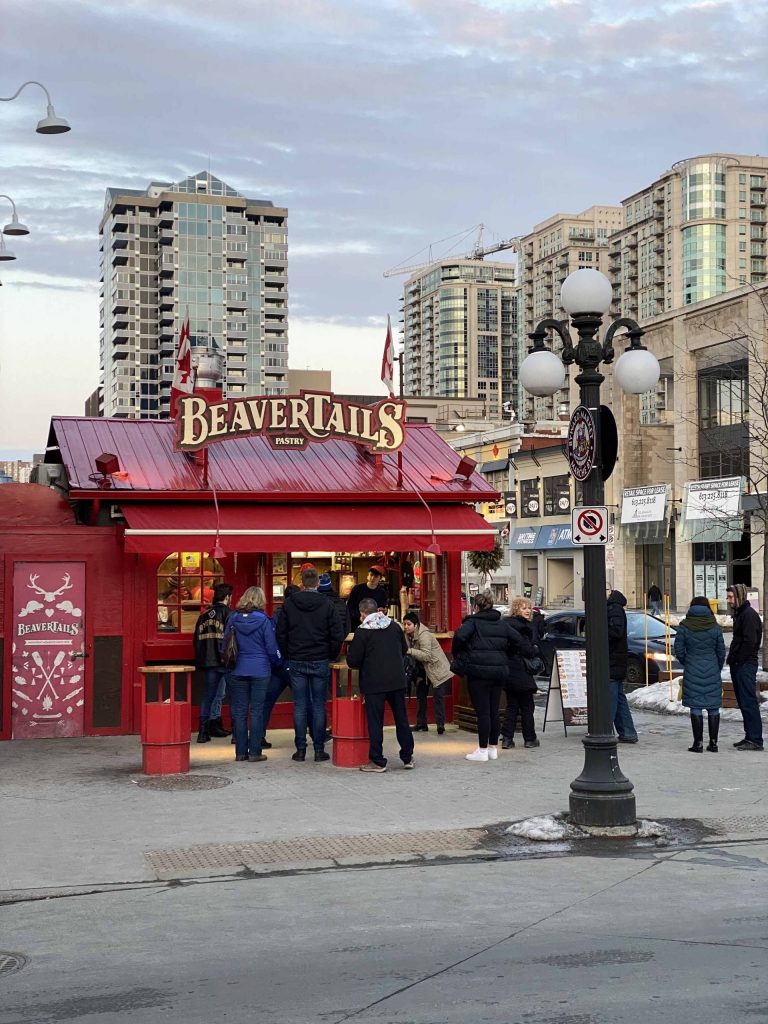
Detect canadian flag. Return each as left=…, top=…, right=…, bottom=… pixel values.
left=171, top=313, right=194, bottom=398
left=381, top=315, right=395, bottom=397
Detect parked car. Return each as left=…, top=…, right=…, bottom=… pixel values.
left=538, top=610, right=681, bottom=688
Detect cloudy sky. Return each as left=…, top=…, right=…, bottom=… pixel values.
left=1, top=0, right=766, bottom=457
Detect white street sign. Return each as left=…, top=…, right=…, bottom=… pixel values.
left=571, top=505, right=608, bottom=545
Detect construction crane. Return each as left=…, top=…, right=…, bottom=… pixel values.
left=383, top=223, right=521, bottom=278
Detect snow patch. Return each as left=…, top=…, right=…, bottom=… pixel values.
left=505, top=814, right=585, bottom=842
left=636, top=819, right=668, bottom=839
left=626, top=680, right=768, bottom=719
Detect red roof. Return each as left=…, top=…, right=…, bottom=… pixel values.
left=49, top=417, right=497, bottom=503
left=122, top=502, right=495, bottom=553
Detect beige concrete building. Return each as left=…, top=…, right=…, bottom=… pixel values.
left=517, top=206, right=624, bottom=422
left=401, top=259, right=517, bottom=422
left=99, top=171, right=288, bottom=419
left=611, top=281, right=766, bottom=612
left=287, top=368, right=332, bottom=392
left=609, top=154, right=768, bottom=323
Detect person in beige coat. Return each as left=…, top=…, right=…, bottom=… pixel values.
left=403, top=611, right=452, bottom=734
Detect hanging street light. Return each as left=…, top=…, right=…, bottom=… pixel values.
left=0, top=195, right=30, bottom=236
left=519, top=268, right=661, bottom=832
left=0, top=80, right=71, bottom=134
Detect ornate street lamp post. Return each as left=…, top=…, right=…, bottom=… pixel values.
left=519, top=269, right=660, bottom=831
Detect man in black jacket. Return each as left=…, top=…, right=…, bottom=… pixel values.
left=318, top=572, right=351, bottom=637
left=277, top=567, right=344, bottom=762
left=193, top=583, right=233, bottom=742
left=727, top=584, right=763, bottom=750
left=346, top=567, right=388, bottom=630
left=346, top=597, right=414, bottom=772
left=607, top=588, right=638, bottom=743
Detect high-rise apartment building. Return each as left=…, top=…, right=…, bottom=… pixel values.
left=609, top=153, right=768, bottom=322
left=516, top=206, right=623, bottom=420
left=99, top=171, right=288, bottom=419
left=401, top=259, right=517, bottom=420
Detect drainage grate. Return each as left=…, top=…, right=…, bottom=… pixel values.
left=146, top=827, right=486, bottom=875
left=703, top=815, right=768, bottom=836
left=0, top=953, right=27, bottom=977
left=136, top=774, right=232, bottom=792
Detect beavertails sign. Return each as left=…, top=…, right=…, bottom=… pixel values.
left=175, top=391, right=407, bottom=453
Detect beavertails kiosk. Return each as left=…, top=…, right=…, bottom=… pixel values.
left=0, top=383, right=498, bottom=742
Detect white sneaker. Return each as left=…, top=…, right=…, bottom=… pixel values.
left=487, top=745, right=498, bottom=760
left=465, top=747, right=489, bottom=762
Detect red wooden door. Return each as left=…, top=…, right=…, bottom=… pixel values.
left=11, top=562, right=87, bottom=739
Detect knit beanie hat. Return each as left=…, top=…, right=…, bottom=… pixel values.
left=727, top=583, right=748, bottom=608
left=318, top=572, right=333, bottom=593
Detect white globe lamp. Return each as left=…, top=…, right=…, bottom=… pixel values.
left=614, top=348, right=661, bottom=394
left=519, top=349, right=567, bottom=397
left=561, top=269, right=613, bottom=316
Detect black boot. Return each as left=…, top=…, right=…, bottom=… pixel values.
left=196, top=720, right=211, bottom=744
left=208, top=717, right=231, bottom=738
left=707, top=713, right=720, bottom=753
left=688, top=713, right=704, bottom=753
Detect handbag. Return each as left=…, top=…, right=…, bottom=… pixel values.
left=522, top=654, right=545, bottom=676
left=222, top=628, right=238, bottom=669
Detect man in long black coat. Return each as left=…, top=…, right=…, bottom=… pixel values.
left=346, top=597, right=414, bottom=773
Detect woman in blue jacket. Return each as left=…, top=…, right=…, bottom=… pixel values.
left=673, top=596, right=725, bottom=753
left=222, top=586, right=280, bottom=763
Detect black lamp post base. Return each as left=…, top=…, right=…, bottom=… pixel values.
left=569, top=734, right=637, bottom=830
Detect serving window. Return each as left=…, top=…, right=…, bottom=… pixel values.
left=156, top=551, right=225, bottom=633
left=268, top=550, right=448, bottom=632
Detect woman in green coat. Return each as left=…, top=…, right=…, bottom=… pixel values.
left=673, top=596, right=726, bottom=753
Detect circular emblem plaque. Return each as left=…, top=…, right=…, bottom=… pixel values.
left=567, top=406, right=596, bottom=482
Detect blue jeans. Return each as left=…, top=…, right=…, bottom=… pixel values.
left=289, top=660, right=330, bottom=753
left=650, top=601, right=661, bottom=617
left=610, top=679, right=638, bottom=741
left=201, top=666, right=229, bottom=721
left=731, top=662, right=763, bottom=745
left=263, top=665, right=291, bottom=735
left=229, top=675, right=270, bottom=757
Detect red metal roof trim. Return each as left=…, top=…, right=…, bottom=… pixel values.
left=50, top=417, right=499, bottom=503
left=122, top=502, right=496, bottom=554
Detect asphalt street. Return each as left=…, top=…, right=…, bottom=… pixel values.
left=3, top=842, right=768, bottom=1024
left=2, top=708, right=768, bottom=1023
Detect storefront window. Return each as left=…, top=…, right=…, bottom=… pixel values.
left=520, top=479, right=541, bottom=518
left=156, top=551, right=224, bottom=633
left=543, top=475, right=571, bottom=516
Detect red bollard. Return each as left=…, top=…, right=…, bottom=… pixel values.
left=331, top=661, right=369, bottom=768
left=139, top=665, right=193, bottom=775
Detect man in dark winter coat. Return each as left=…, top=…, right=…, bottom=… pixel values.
left=318, top=572, right=351, bottom=637
left=346, top=597, right=414, bottom=772
left=277, top=568, right=344, bottom=762
left=726, top=583, right=764, bottom=750
left=193, top=583, right=233, bottom=742
left=647, top=583, right=663, bottom=617
left=346, top=567, right=388, bottom=630
left=607, top=588, right=638, bottom=743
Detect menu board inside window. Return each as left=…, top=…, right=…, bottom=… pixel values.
left=156, top=551, right=224, bottom=633
left=272, top=553, right=288, bottom=605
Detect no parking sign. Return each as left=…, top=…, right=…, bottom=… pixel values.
left=571, top=505, right=608, bottom=545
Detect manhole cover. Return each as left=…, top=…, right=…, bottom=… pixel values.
left=136, top=774, right=232, bottom=792
left=0, top=953, right=27, bottom=977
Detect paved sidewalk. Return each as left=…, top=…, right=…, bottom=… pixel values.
left=2, top=709, right=766, bottom=893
